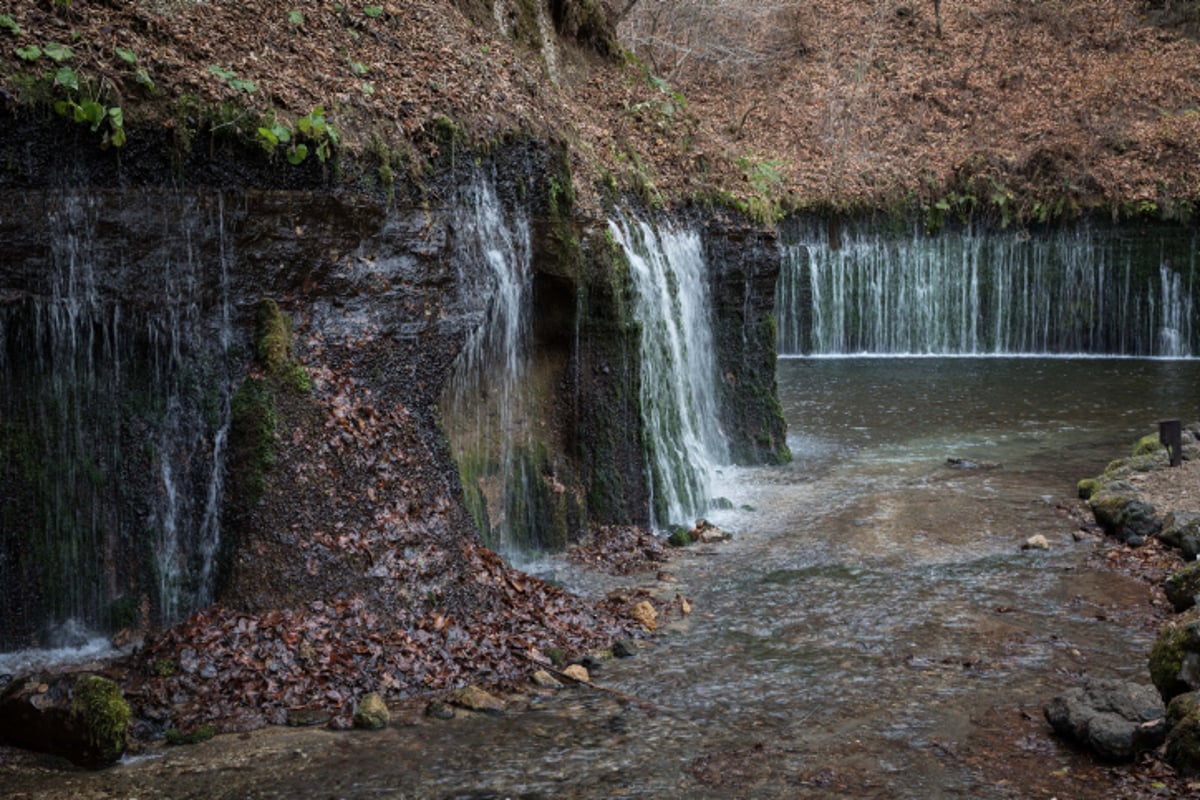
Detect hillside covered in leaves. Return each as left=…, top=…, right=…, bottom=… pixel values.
left=0, top=0, right=1198, bottom=223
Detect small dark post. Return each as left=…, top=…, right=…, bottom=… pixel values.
left=1160, top=418, right=1183, bottom=467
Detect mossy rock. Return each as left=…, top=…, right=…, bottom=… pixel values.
left=71, top=675, right=130, bottom=766
left=1166, top=708, right=1200, bottom=776
left=1166, top=563, right=1200, bottom=612
left=1077, top=478, right=1101, bottom=500
left=1150, top=609, right=1200, bottom=703
left=1169, top=691, right=1200, bottom=728
left=353, top=692, right=390, bottom=730
left=666, top=527, right=691, bottom=547
left=1133, top=432, right=1165, bottom=456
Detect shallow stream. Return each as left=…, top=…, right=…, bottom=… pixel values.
left=6, top=357, right=1200, bottom=799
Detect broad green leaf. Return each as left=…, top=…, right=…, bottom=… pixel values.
left=135, top=67, right=154, bottom=90
left=43, top=42, right=74, bottom=62
left=208, top=65, right=236, bottom=81
left=229, top=78, right=257, bottom=93
left=0, top=14, right=23, bottom=36
left=110, top=127, right=126, bottom=147
left=288, top=10, right=304, bottom=25
left=364, top=5, right=383, bottom=18
left=287, top=143, right=308, bottom=165
left=15, top=44, right=41, bottom=61
left=55, top=66, right=79, bottom=92
left=115, top=46, right=136, bottom=64
left=107, top=106, right=124, bottom=128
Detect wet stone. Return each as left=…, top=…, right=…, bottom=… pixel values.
left=1044, top=679, right=1166, bottom=761
left=425, top=701, right=455, bottom=720
left=451, top=685, right=505, bottom=714
left=1165, top=562, right=1200, bottom=612
left=612, top=639, right=637, bottom=658
left=286, top=707, right=332, bottom=727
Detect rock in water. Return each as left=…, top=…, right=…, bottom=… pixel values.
left=629, top=600, right=659, bottom=629
left=1043, top=679, right=1166, bottom=761
left=451, top=685, right=505, bottom=714
left=1021, top=534, right=1050, bottom=551
left=353, top=692, right=389, bottom=730
left=561, top=664, right=590, bottom=683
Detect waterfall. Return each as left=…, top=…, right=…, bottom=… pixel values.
left=777, top=220, right=1198, bottom=357
left=609, top=213, right=728, bottom=528
left=441, top=174, right=535, bottom=554
left=0, top=191, right=234, bottom=650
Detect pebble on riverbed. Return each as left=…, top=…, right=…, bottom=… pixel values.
left=1021, top=534, right=1050, bottom=551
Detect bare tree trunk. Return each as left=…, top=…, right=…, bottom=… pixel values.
left=934, top=0, right=943, bottom=37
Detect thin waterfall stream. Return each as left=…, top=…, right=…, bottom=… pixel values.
left=609, top=213, right=728, bottom=529
left=0, top=190, right=235, bottom=656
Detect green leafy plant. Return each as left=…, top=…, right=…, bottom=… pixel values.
left=288, top=9, right=304, bottom=25
left=43, top=42, right=74, bottom=62
left=364, top=5, right=384, bottom=18
left=15, top=44, right=41, bottom=61
left=0, top=14, right=22, bottom=36
left=114, top=46, right=136, bottom=64
left=208, top=65, right=257, bottom=94
left=296, top=105, right=340, bottom=163
left=350, top=60, right=369, bottom=76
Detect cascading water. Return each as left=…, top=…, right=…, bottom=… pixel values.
left=777, top=219, right=1198, bottom=356
left=441, top=174, right=536, bottom=554
left=0, top=190, right=234, bottom=651
left=608, top=213, right=728, bottom=528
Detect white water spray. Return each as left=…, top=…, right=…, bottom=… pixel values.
left=609, top=213, right=728, bottom=528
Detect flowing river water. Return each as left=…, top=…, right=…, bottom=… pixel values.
left=5, top=356, right=1200, bottom=798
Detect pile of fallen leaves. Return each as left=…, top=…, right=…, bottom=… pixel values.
left=127, top=543, right=646, bottom=734
left=567, top=524, right=669, bottom=576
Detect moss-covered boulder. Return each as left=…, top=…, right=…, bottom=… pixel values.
left=353, top=692, right=390, bottom=730
left=1089, top=492, right=1160, bottom=546
left=0, top=673, right=129, bottom=767
left=1077, top=478, right=1102, bottom=500
left=1166, top=707, right=1200, bottom=776
left=1133, top=432, right=1165, bottom=457
left=1166, top=563, right=1200, bottom=612
left=1161, top=511, right=1200, bottom=560
left=1150, top=609, right=1200, bottom=703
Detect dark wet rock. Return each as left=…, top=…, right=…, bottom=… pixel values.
left=1089, top=493, right=1160, bottom=546
left=1160, top=512, right=1200, bottom=560
left=286, top=707, right=332, bottom=727
left=946, top=456, right=1000, bottom=470
left=1166, top=706, right=1200, bottom=776
left=425, top=701, right=455, bottom=720
left=1168, top=691, right=1200, bottom=728
left=613, top=638, right=637, bottom=658
left=1150, top=609, right=1200, bottom=703
left=1166, top=563, right=1200, bottom=612
left=352, top=692, right=389, bottom=730
left=0, top=673, right=130, bottom=768
left=1043, top=679, right=1166, bottom=761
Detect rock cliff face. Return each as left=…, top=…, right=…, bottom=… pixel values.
left=0, top=120, right=788, bottom=648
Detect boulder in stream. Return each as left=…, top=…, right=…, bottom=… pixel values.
left=1043, top=679, right=1166, bottom=761
left=0, top=673, right=130, bottom=767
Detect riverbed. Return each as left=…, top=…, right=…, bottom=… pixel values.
left=4, top=356, right=1199, bottom=798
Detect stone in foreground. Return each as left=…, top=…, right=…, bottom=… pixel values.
left=1043, top=679, right=1165, bottom=761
